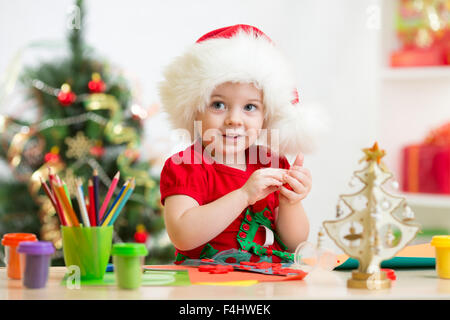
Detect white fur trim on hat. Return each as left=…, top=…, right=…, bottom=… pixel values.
left=158, top=27, right=326, bottom=156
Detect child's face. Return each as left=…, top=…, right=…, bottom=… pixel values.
left=195, top=82, right=264, bottom=158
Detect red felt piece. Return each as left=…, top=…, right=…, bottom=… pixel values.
left=199, top=265, right=217, bottom=272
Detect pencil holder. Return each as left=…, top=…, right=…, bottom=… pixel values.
left=61, top=226, right=113, bottom=280
left=1, top=233, right=37, bottom=279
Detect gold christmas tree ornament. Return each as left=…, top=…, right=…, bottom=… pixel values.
left=323, top=142, right=421, bottom=290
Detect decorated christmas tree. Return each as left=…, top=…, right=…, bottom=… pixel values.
left=0, top=0, right=174, bottom=264
left=323, top=142, right=420, bottom=289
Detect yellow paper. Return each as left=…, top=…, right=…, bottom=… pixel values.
left=195, top=280, right=258, bottom=286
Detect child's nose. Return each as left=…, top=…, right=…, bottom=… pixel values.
left=225, top=109, right=243, bottom=127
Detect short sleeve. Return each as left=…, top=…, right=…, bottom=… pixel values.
left=159, top=157, right=207, bottom=206
left=278, top=155, right=291, bottom=170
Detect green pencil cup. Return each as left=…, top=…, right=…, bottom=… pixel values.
left=61, top=226, right=113, bottom=280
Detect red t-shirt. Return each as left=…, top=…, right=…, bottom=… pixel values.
left=160, top=141, right=291, bottom=260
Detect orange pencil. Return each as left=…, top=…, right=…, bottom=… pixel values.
left=52, top=184, right=71, bottom=227
left=55, top=181, right=80, bottom=227
left=48, top=175, right=68, bottom=226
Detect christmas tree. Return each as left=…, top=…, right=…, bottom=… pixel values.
left=0, top=0, right=174, bottom=264
left=323, top=142, right=420, bottom=289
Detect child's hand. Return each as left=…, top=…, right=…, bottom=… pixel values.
left=279, top=153, right=312, bottom=205
left=241, top=168, right=287, bottom=205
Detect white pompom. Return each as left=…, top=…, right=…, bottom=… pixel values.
left=275, top=101, right=330, bottom=156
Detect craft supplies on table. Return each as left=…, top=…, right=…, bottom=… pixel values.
left=61, top=225, right=113, bottom=280
left=112, top=243, right=148, bottom=289
left=1, top=233, right=37, bottom=279
left=39, top=168, right=137, bottom=283
left=431, top=235, right=450, bottom=279
left=17, top=241, right=55, bottom=289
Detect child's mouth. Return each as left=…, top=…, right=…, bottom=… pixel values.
left=222, top=134, right=243, bottom=141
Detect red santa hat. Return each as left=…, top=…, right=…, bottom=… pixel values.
left=159, top=24, right=326, bottom=155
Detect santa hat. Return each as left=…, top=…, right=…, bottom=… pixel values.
left=158, top=24, right=327, bottom=156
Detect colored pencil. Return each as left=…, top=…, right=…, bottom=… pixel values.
left=75, top=178, right=90, bottom=227
left=93, top=169, right=100, bottom=225
left=98, top=171, right=120, bottom=222
left=107, top=180, right=134, bottom=226
left=52, top=188, right=71, bottom=227
left=100, top=179, right=129, bottom=226
left=48, top=174, right=68, bottom=226
left=40, top=176, right=66, bottom=226
left=48, top=167, right=55, bottom=192
left=85, top=196, right=90, bottom=216
left=88, top=179, right=96, bottom=226
left=56, top=180, right=79, bottom=227
left=57, top=181, right=80, bottom=227
left=62, top=179, right=73, bottom=207
left=102, top=179, right=133, bottom=226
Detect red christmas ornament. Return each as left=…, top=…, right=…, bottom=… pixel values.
left=89, top=144, right=105, bottom=158
left=88, top=73, right=106, bottom=93
left=44, top=146, right=61, bottom=163
left=134, top=224, right=148, bottom=243
left=57, top=84, right=76, bottom=106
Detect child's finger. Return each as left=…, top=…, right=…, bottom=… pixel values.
left=293, top=153, right=304, bottom=167
left=259, top=168, right=288, bottom=181
left=284, top=174, right=306, bottom=194
left=291, top=166, right=310, bottom=176
left=279, top=185, right=300, bottom=201
left=264, top=185, right=280, bottom=195
left=264, top=177, right=284, bottom=187
left=287, top=169, right=311, bottom=189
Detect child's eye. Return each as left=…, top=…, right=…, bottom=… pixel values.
left=211, top=101, right=226, bottom=110
left=244, top=104, right=257, bottom=111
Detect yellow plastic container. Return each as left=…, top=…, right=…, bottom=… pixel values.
left=431, top=235, right=450, bottom=279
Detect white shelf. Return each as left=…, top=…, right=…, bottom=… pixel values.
left=401, top=192, right=450, bottom=209
left=381, top=67, right=450, bottom=80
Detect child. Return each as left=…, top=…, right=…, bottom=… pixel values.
left=158, top=25, right=317, bottom=264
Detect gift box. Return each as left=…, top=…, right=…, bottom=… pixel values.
left=402, top=122, right=450, bottom=194
left=402, top=144, right=450, bottom=194
left=390, top=0, right=450, bottom=67
left=390, top=47, right=447, bottom=67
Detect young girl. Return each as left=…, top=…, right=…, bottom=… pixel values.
left=158, top=25, right=317, bottom=264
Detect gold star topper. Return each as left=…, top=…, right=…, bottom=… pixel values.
left=360, top=142, right=386, bottom=164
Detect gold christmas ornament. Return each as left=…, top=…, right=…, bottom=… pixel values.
left=323, top=142, right=421, bottom=290
left=65, top=131, right=94, bottom=159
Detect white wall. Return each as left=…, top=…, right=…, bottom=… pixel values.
left=0, top=0, right=383, bottom=250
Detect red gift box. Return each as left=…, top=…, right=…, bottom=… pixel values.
left=402, top=144, right=450, bottom=194
left=390, top=46, right=447, bottom=67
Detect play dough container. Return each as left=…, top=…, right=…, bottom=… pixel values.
left=61, top=226, right=113, bottom=280
left=111, top=243, right=148, bottom=289
left=1, top=233, right=37, bottom=279
left=17, top=241, right=55, bottom=288
left=431, top=235, right=450, bottom=279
